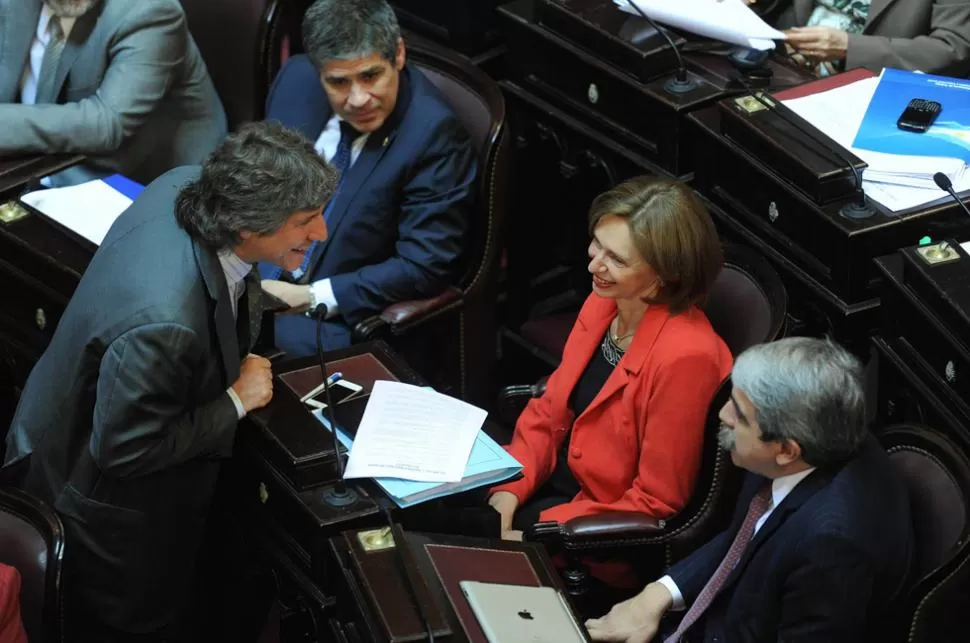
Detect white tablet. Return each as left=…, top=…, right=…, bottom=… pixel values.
left=459, top=581, right=588, bottom=643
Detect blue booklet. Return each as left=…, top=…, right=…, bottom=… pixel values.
left=853, top=68, right=970, bottom=163
left=314, top=410, right=522, bottom=509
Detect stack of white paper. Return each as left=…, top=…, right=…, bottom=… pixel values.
left=614, top=0, right=786, bottom=50
left=20, top=179, right=132, bottom=245
left=343, top=380, right=487, bottom=483
left=781, top=77, right=970, bottom=212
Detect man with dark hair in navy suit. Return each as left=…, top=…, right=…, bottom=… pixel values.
left=259, top=0, right=476, bottom=353
left=586, top=337, right=914, bottom=643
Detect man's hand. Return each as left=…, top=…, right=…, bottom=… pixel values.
left=488, top=491, right=519, bottom=533
left=585, top=582, right=673, bottom=643
left=261, top=279, right=312, bottom=314
left=231, top=354, right=273, bottom=412
left=784, top=27, right=848, bottom=62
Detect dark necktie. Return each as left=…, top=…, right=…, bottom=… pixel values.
left=35, top=17, right=66, bottom=104
left=236, top=270, right=263, bottom=357
left=666, top=482, right=772, bottom=642
left=265, top=121, right=361, bottom=283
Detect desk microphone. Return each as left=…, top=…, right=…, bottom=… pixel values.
left=308, top=302, right=358, bottom=507
left=624, top=0, right=698, bottom=94
left=730, top=76, right=874, bottom=220
left=933, top=172, right=970, bottom=218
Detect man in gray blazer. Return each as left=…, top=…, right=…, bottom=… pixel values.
left=1, top=122, right=337, bottom=641
left=777, top=0, right=970, bottom=76
left=0, top=0, right=227, bottom=186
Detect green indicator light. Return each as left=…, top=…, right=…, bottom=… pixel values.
left=918, top=236, right=932, bottom=246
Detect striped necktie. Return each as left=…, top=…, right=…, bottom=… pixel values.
left=34, top=17, right=66, bottom=104
left=666, top=482, right=772, bottom=642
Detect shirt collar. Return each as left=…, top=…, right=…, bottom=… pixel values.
left=770, top=467, right=816, bottom=509
left=218, top=250, right=252, bottom=290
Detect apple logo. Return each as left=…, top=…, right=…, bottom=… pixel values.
left=517, top=609, right=534, bottom=620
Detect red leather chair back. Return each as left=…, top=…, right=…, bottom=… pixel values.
left=0, top=486, right=64, bottom=643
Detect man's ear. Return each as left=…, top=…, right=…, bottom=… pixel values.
left=395, top=38, right=406, bottom=71
left=775, top=439, right=803, bottom=467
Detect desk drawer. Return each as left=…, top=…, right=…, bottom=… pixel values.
left=0, top=258, right=71, bottom=349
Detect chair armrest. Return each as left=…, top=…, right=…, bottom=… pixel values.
left=527, top=512, right=667, bottom=551
left=494, top=378, right=548, bottom=426
left=353, top=287, right=463, bottom=340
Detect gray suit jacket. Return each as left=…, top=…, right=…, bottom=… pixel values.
left=779, top=0, right=970, bottom=75
left=0, top=0, right=227, bottom=185
left=2, top=166, right=243, bottom=633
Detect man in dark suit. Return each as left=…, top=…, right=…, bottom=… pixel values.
left=586, top=337, right=914, bottom=643
left=1, top=122, right=337, bottom=641
left=259, top=0, right=477, bottom=353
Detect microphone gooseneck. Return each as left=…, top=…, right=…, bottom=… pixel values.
left=933, top=171, right=970, bottom=219
left=731, top=77, right=874, bottom=220
left=311, top=303, right=359, bottom=507
left=624, top=0, right=699, bottom=94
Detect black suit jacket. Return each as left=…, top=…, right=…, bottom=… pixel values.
left=669, top=435, right=913, bottom=642
left=2, top=167, right=242, bottom=634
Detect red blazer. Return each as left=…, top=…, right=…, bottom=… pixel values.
left=0, top=563, right=27, bottom=643
left=492, top=293, right=732, bottom=524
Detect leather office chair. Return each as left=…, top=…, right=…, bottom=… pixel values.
left=345, top=43, right=509, bottom=406
left=0, top=486, right=65, bottom=643
left=177, top=0, right=281, bottom=128
left=871, top=424, right=970, bottom=643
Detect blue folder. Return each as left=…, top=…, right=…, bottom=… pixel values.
left=314, top=410, right=522, bottom=509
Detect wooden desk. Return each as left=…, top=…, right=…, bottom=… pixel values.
left=328, top=528, right=570, bottom=643
left=873, top=246, right=970, bottom=448
left=0, top=155, right=84, bottom=201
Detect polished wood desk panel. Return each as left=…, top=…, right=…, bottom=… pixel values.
left=688, top=105, right=970, bottom=351
left=328, top=528, right=571, bottom=643
left=873, top=248, right=970, bottom=448
left=497, top=0, right=812, bottom=177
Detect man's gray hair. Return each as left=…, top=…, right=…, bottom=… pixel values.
left=732, top=337, right=867, bottom=467
left=175, top=122, right=339, bottom=250
left=302, top=0, right=401, bottom=66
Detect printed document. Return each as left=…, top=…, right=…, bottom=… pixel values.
left=614, top=0, right=786, bottom=50
left=343, top=380, right=486, bottom=482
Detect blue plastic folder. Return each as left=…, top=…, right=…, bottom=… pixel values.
left=314, top=410, right=522, bottom=509
left=853, top=68, right=970, bottom=163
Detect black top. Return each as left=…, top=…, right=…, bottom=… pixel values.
left=546, top=334, right=619, bottom=498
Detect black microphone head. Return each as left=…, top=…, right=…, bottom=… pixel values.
left=934, top=172, right=953, bottom=192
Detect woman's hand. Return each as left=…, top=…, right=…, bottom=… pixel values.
left=488, top=491, right=519, bottom=534
left=784, top=27, right=849, bottom=62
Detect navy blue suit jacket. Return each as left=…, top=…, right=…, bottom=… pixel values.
left=264, top=55, right=476, bottom=354
left=668, top=434, right=913, bottom=642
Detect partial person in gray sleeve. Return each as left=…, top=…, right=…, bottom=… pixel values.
left=0, top=0, right=227, bottom=186
left=0, top=122, right=337, bottom=642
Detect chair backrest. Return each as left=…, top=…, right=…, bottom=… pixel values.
left=876, top=424, right=970, bottom=642
left=0, top=486, right=65, bottom=643
left=178, top=0, right=278, bottom=128
left=407, top=43, right=510, bottom=298
left=662, top=378, right=743, bottom=564
left=702, top=243, right=788, bottom=357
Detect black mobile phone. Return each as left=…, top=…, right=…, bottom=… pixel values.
left=897, top=98, right=942, bottom=133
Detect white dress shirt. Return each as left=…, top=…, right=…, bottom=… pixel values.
left=309, top=114, right=370, bottom=319
left=20, top=5, right=77, bottom=105
left=219, top=250, right=255, bottom=419
left=658, top=467, right=817, bottom=610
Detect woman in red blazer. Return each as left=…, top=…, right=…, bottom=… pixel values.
left=490, top=177, right=732, bottom=540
